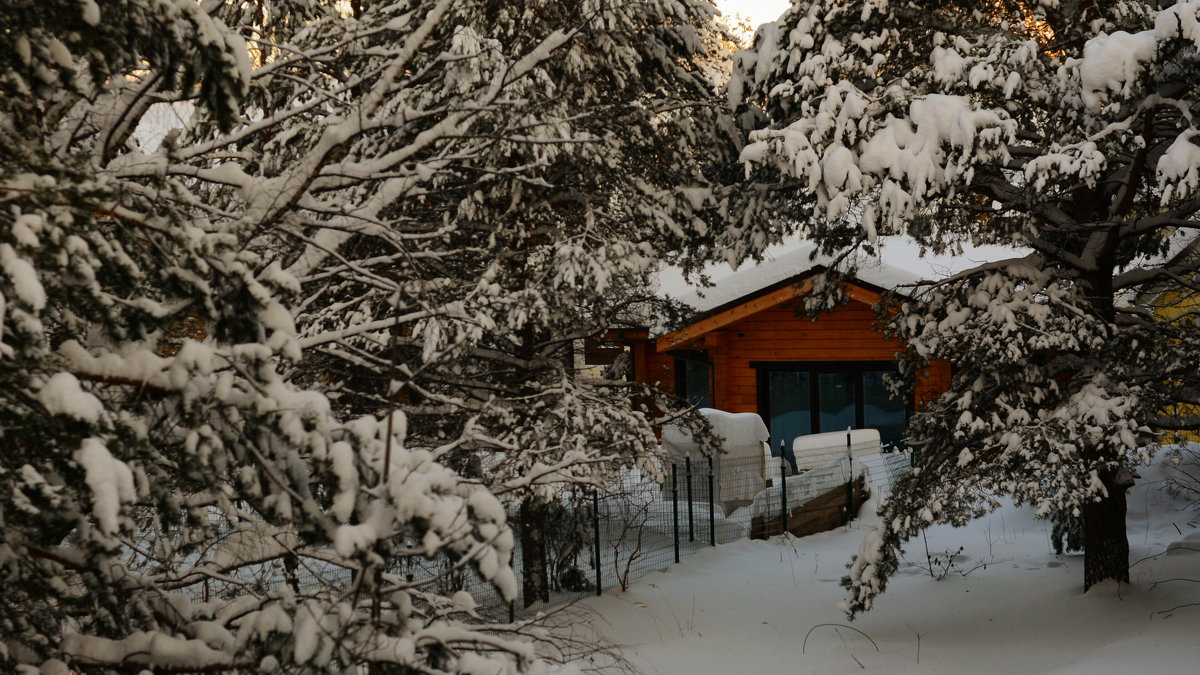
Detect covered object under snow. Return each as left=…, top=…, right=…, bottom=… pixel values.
left=662, top=408, right=771, bottom=513
left=792, top=428, right=882, bottom=472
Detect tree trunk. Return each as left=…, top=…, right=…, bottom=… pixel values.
left=519, top=499, right=551, bottom=608
left=1082, top=469, right=1131, bottom=590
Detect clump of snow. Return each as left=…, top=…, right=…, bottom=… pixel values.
left=1078, top=30, right=1158, bottom=108
left=1, top=243, right=46, bottom=310
left=74, top=438, right=135, bottom=535
left=930, top=45, right=965, bottom=85
left=62, top=632, right=231, bottom=669
left=663, top=408, right=770, bottom=454
left=38, top=372, right=105, bottom=422
left=1156, top=1, right=1200, bottom=44
left=328, top=441, right=358, bottom=522
left=79, top=0, right=101, bottom=25
left=792, top=428, right=881, bottom=471
left=1156, top=129, right=1200, bottom=204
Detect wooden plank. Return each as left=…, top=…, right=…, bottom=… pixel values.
left=724, top=327, right=887, bottom=338
left=751, top=476, right=869, bottom=539
left=709, top=332, right=728, bottom=410
left=632, top=342, right=648, bottom=384
left=656, top=279, right=814, bottom=352
left=730, top=349, right=903, bottom=361
left=846, top=285, right=883, bottom=305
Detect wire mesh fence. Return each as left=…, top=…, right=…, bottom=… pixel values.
left=440, top=449, right=912, bottom=620
left=187, top=450, right=911, bottom=621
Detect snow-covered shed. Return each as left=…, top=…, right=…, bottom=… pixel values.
left=605, top=238, right=1017, bottom=459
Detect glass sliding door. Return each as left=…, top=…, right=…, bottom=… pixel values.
left=766, top=371, right=811, bottom=471
left=818, top=372, right=854, bottom=433
left=757, top=362, right=909, bottom=458
left=862, top=370, right=906, bottom=450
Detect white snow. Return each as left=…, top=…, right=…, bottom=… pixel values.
left=664, top=409, right=774, bottom=512
left=38, top=372, right=105, bottom=422
left=62, top=632, right=231, bottom=669
left=657, top=236, right=1023, bottom=315
left=1, top=243, right=46, bottom=310
left=930, top=46, right=965, bottom=86
left=663, top=408, right=770, bottom=454
left=131, top=102, right=195, bottom=152
left=792, top=428, right=881, bottom=471
left=1156, top=1, right=1200, bottom=45
left=575, top=452, right=1200, bottom=674
left=1078, top=30, right=1158, bottom=109
left=79, top=0, right=101, bottom=26
left=1156, top=129, right=1200, bottom=204
left=715, top=0, right=789, bottom=27
left=74, top=439, right=135, bottom=535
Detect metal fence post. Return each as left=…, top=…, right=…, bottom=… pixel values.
left=686, top=456, right=695, bottom=543
left=707, top=456, right=716, bottom=546
left=780, top=457, right=789, bottom=536
left=672, top=463, right=680, bottom=563
left=593, top=489, right=602, bottom=596
left=846, top=430, right=855, bottom=524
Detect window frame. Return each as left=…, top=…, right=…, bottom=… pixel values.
left=751, top=360, right=908, bottom=444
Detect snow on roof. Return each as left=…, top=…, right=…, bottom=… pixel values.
left=657, top=236, right=1024, bottom=315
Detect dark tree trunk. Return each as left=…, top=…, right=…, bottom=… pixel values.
left=519, top=499, right=551, bottom=607
left=1082, top=469, right=1131, bottom=590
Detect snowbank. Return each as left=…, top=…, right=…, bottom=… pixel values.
left=579, top=448, right=1200, bottom=675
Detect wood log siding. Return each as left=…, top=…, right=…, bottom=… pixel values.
left=637, top=296, right=950, bottom=415
left=713, top=299, right=902, bottom=414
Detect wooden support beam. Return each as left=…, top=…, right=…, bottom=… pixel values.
left=657, top=279, right=815, bottom=352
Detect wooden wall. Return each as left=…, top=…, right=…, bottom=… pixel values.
left=632, top=296, right=950, bottom=415
left=632, top=340, right=677, bottom=396
left=714, top=299, right=901, bottom=413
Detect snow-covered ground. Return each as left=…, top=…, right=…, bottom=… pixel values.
left=568, top=455, right=1200, bottom=674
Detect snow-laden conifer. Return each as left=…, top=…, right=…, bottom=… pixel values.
left=733, top=0, right=1200, bottom=617
left=0, top=0, right=730, bottom=670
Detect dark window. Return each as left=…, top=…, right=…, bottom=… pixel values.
left=673, top=352, right=711, bottom=409
left=767, top=371, right=811, bottom=470
left=862, top=370, right=907, bottom=450
left=754, top=362, right=908, bottom=465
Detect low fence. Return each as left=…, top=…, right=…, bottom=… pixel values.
left=202, top=450, right=913, bottom=621
left=401, top=450, right=913, bottom=620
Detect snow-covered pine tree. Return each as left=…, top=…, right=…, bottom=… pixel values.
left=282, top=1, right=733, bottom=605
left=731, top=0, right=1200, bottom=616
left=1, top=0, right=732, bottom=670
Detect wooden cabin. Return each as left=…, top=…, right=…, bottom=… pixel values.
left=604, top=266, right=951, bottom=463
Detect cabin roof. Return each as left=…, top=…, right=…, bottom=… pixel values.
left=651, top=237, right=1023, bottom=350
left=658, top=237, right=1021, bottom=317
left=655, top=267, right=891, bottom=352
